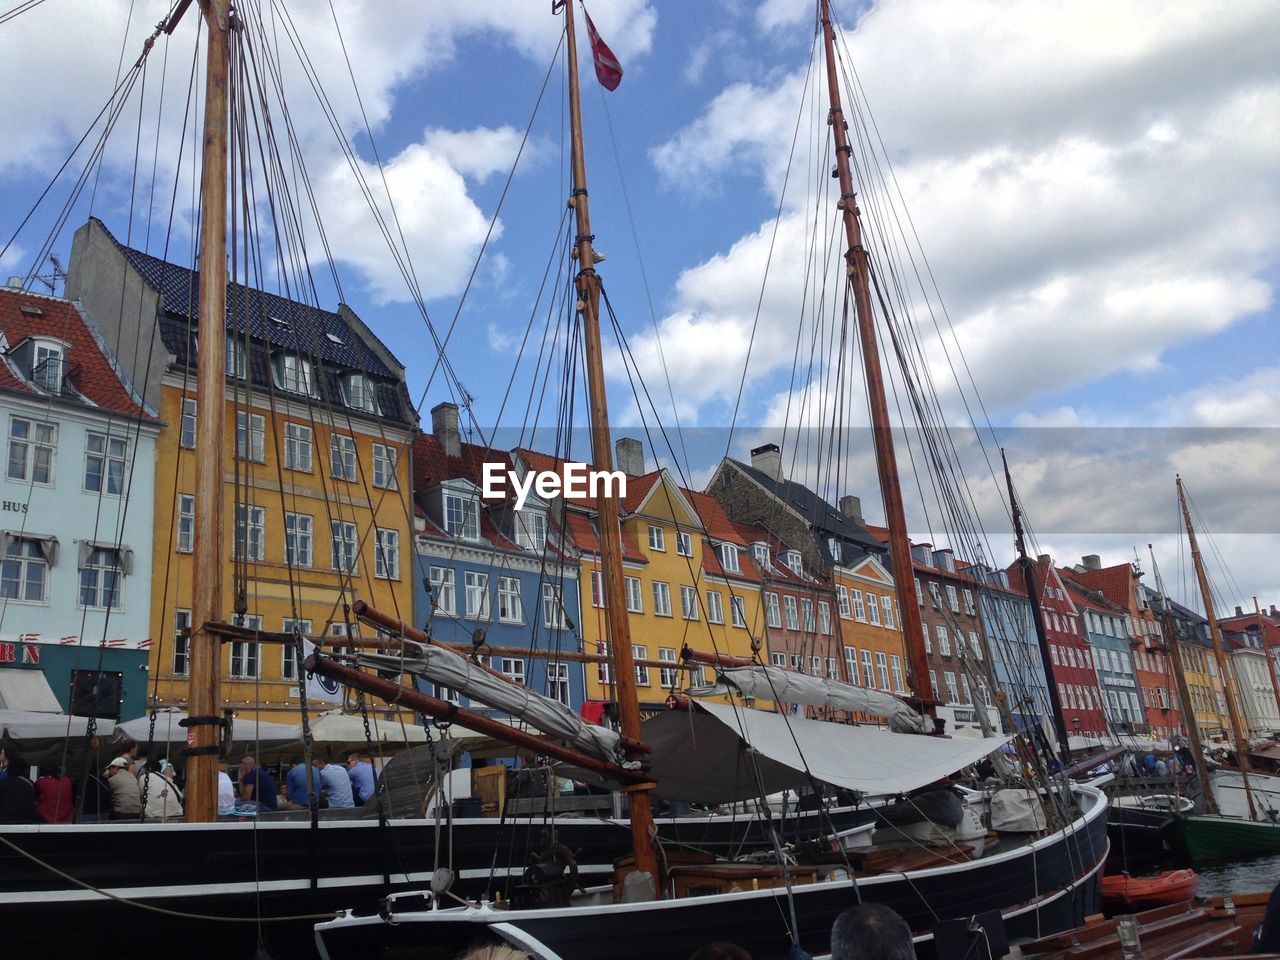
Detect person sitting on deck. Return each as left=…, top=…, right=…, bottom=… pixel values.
left=34, top=765, right=75, bottom=823
left=314, top=755, right=354, bottom=809
left=104, top=756, right=141, bottom=820
left=283, top=757, right=321, bottom=808
left=238, top=755, right=278, bottom=811
left=346, top=752, right=377, bottom=805
left=830, top=903, right=916, bottom=960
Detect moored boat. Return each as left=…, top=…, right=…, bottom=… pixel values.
left=1101, top=868, right=1199, bottom=910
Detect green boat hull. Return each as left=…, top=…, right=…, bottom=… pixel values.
left=1166, top=813, right=1280, bottom=864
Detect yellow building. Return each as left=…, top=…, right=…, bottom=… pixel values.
left=1177, top=637, right=1228, bottom=739
left=832, top=555, right=909, bottom=717
left=67, top=218, right=418, bottom=723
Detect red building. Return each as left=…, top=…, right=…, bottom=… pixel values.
left=1007, top=557, right=1107, bottom=737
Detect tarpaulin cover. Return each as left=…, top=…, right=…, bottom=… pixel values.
left=641, top=701, right=1010, bottom=804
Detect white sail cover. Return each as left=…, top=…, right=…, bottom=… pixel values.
left=695, top=666, right=933, bottom=735
left=642, top=701, right=1010, bottom=804
left=358, top=646, right=620, bottom=763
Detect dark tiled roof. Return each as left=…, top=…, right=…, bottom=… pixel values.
left=0, top=289, right=151, bottom=418
left=727, top=457, right=883, bottom=556
left=94, top=218, right=413, bottom=427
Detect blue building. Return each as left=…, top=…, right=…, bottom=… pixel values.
left=1063, top=574, right=1144, bottom=735
left=411, top=403, right=586, bottom=719
left=974, top=568, right=1052, bottom=738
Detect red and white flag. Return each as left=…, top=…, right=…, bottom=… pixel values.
left=584, top=10, right=623, bottom=91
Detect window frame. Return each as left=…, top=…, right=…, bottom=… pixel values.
left=83, top=430, right=128, bottom=495
left=234, top=412, right=265, bottom=464
left=497, top=575, right=522, bottom=623
left=330, top=520, right=359, bottom=573
left=284, top=421, right=313, bottom=473
left=6, top=416, right=57, bottom=486
left=372, top=443, right=398, bottom=490
left=285, top=512, right=313, bottom=567
left=329, top=434, right=358, bottom=482
left=374, top=527, right=400, bottom=580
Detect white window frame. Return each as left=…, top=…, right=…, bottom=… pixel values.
left=652, top=581, right=672, bottom=617
left=837, top=586, right=851, bottom=619
left=497, top=576, right=522, bottom=623
left=280, top=618, right=311, bottom=681
left=542, top=583, right=567, bottom=628
left=719, top=543, right=740, bottom=573
left=500, top=657, right=526, bottom=685
left=285, top=512, right=313, bottom=567
left=706, top=590, right=724, bottom=624
left=84, top=430, right=128, bottom=494
left=372, top=443, right=398, bottom=490
left=866, top=592, right=880, bottom=625
left=276, top=353, right=316, bottom=397
left=658, top=647, right=678, bottom=687
left=464, top=571, right=490, bottom=620
left=1, top=537, right=49, bottom=603
left=374, top=527, right=399, bottom=580
left=7, top=416, right=57, bottom=485
left=963, top=589, right=975, bottom=615
left=937, top=625, right=951, bottom=656
left=765, top=592, right=781, bottom=628
left=680, top=584, right=699, bottom=621
left=596, top=641, right=612, bottom=685
left=730, top=596, right=746, bottom=628
left=624, top=576, right=643, bottom=613
left=880, top=595, right=894, bottom=628
left=172, top=609, right=192, bottom=676
left=633, top=645, right=650, bottom=686
left=876, top=652, right=890, bottom=690
left=177, top=494, right=195, bottom=553
left=890, top=655, right=904, bottom=693
left=443, top=490, right=480, bottom=541
left=235, top=503, right=266, bottom=562
left=801, top=598, right=815, bottom=632
left=676, top=531, right=693, bottom=557
left=783, top=595, right=799, bottom=630
left=753, top=543, right=769, bottom=570
left=329, top=434, right=357, bottom=481
left=430, top=566, right=457, bottom=617
left=284, top=422, right=313, bottom=472
left=546, top=661, right=571, bottom=705
left=330, top=520, right=358, bottom=573
left=852, top=589, right=865, bottom=621
left=845, top=647, right=859, bottom=685
left=946, top=585, right=959, bottom=613
left=230, top=615, right=263, bottom=679
left=648, top=525, right=665, bottom=552
left=234, top=412, right=265, bottom=463
left=516, top=511, right=547, bottom=554
left=819, top=601, right=832, bottom=635
left=861, top=649, right=875, bottom=688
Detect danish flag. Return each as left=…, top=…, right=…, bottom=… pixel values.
left=584, top=10, right=623, bottom=91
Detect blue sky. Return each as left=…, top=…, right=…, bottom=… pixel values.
left=1, top=0, right=1277, bottom=607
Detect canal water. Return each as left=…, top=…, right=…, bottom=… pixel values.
left=1198, top=852, right=1280, bottom=897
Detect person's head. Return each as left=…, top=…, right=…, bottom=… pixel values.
left=347, top=752, right=367, bottom=768
left=689, top=943, right=752, bottom=960
left=241, top=756, right=256, bottom=775
left=105, top=756, right=130, bottom=779
left=830, top=903, right=915, bottom=960
left=456, top=945, right=529, bottom=960
left=159, top=759, right=176, bottom=779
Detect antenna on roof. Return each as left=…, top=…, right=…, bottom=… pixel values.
left=31, top=255, right=67, bottom=296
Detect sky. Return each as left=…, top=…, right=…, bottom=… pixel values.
left=0, top=0, right=1276, bottom=615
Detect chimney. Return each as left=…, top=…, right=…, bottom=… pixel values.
left=911, top=542, right=932, bottom=565
left=1036, top=554, right=1051, bottom=565
left=1271, top=605, right=1278, bottom=617
left=615, top=437, right=645, bottom=476
left=932, top=548, right=955, bottom=573
left=431, top=401, right=461, bottom=458
left=1235, top=606, right=1244, bottom=618
left=1081, top=554, right=1102, bottom=571
left=839, top=495, right=864, bottom=524
left=750, top=443, right=783, bottom=481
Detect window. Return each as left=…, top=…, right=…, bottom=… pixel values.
left=676, top=532, right=693, bottom=557
left=172, top=610, right=191, bottom=676
left=330, top=434, right=357, bottom=481
left=837, top=586, right=851, bottom=619
left=285, top=512, right=313, bottom=567
left=818, top=601, right=832, bottom=635
left=464, top=571, right=490, bottom=619
left=680, top=585, right=699, bottom=621
left=596, top=641, right=612, bottom=685
left=443, top=491, right=479, bottom=541
left=810, top=656, right=823, bottom=677
left=284, top=423, right=313, bottom=472
left=828, top=538, right=842, bottom=564
left=373, top=444, right=398, bottom=489
left=235, top=412, right=265, bottom=463
left=633, top=645, right=650, bottom=686
left=500, top=657, right=526, bottom=685
left=845, top=647, right=859, bottom=685
left=890, top=655, right=905, bottom=693
left=331, top=520, right=358, bottom=573
left=652, top=581, right=672, bottom=617
left=930, top=670, right=938, bottom=697
left=730, top=596, right=746, bottom=628
left=772, top=652, right=788, bottom=669
left=851, top=589, right=865, bottom=621
left=275, top=353, right=316, bottom=396
left=79, top=547, right=123, bottom=608
left=784, top=596, right=799, bottom=630
left=177, top=494, right=195, bottom=553
left=963, top=589, right=975, bottom=615
left=961, top=675, right=972, bottom=704
left=230, top=615, right=262, bottom=678
left=589, top=570, right=604, bottom=608
left=235, top=504, right=265, bottom=561
left=924, top=628, right=932, bottom=653
left=497, top=576, right=522, bottom=622
left=374, top=528, right=399, bottom=580
left=915, top=577, right=924, bottom=607
left=799, top=598, right=813, bottom=632
left=546, top=662, right=571, bottom=705
left=969, top=631, right=982, bottom=661
left=881, top=595, right=894, bottom=629
left=936, top=625, right=951, bottom=656
left=430, top=566, right=457, bottom=616
left=342, top=372, right=378, bottom=414
left=516, top=511, right=547, bottom=553
left=876, top=652, right=890, bottom=690
left=765, top=592, right=781, bottom=628
left=648, top=525, right=665, bottom=551
left=624, top=576, right=643, bottom=613
left=226, top=339, right=246, bottom=379
left=866, top=592, right=881, bottom=625
left=944, top=671, right=958, bottom=703
left=706, top=590, right=724, bottom=624
left=658, top=647, right=678, bottom=687
left=719, top=543, right=740, bottom=573
left=753, top=543, right=770, bottom=569
left=861, top=650, right=875, bottom=688
left=542, top=583, right=566, bottom=628
left=7, top=417, right=57, bottom=484
left=946, top=585, right=959, bottom=613
left=785, top=550, right=802, bottom=575
left=84, top=431, right=127, bottom=494
left=1, top=538, right=49, bottom=602
left=929, top=582, right=942, bottom=609
left=280, top=619, right=311, bottom=681
left=31, top=341, right=64, bottom=392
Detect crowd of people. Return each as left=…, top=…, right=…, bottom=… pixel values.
left=0, top=743, right=380, bottom=823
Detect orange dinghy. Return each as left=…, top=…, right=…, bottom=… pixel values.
left=1101, top=869, right=1200, bottom=909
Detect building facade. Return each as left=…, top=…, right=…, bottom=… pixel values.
left=974, top=569, right=1052, bottom=738
left=831, top=553, right=911, bottom=724
left=0, top=288, right=158, bottom=720
left=1151, top=590, right=1226, bottom=740
left=1062, top=573, right=1145, bottom=736
left=67, top=218, right=417, bottom=723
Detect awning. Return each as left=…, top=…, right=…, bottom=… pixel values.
left=76, top=540, right=134, bottom=575
left=0, top=668, right=63, bottom=713
left=641, top=701, right=1010, bottom=804
left=0, top=531, right=59, bottom=565
left=0, top=708, right=114, bottom=739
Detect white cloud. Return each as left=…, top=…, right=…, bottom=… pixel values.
left=421, top=127, right=540, bottom=184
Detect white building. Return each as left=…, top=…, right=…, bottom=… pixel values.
left=1226, top=630, right=1280, bottom=736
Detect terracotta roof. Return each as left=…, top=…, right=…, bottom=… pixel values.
left=1059, top=570, right=1128, bottom=615
left=561, top=509, right=647, bottom=564
left=0, top=289, right=151, bottom=418
left=513, top=447, right=662, bottom=513
left=1071, top=564, right=1134, bottom=609
left=413, top=433, right=508, bottom=493
left=685, top=490, right=744, bottom=545
left=863, top=523, right=890, bottom=544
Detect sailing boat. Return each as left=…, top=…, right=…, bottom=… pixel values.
left=1162, top=478, right=1280, bottom=863
left=312, top=2, right=1108, bottom=958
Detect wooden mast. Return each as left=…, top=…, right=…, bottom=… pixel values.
left=184, top=0, right=231, bottom=824
left=561, top=0, right=660, bottom=890
left=1256, top=597, right=1280, bottom=721
left=1177, top=476, right=1257, bottom=821
left=1002, top=450, right=1071, bottom=759
left=818, top=0, right=934, bottom=712
left=1149, top=545, right=1218, bottom=816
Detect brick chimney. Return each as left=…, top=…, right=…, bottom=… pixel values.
left=1235, top=606, right=1244, bottom=617
left=1037, top=554, right=1051, bottom=565
left=1081, top=554, right=1102, bottom=571
left=431, top=401, right=461, bottom=458
left=750, top=443, right=783, bottom=481
left=839, top=495, right=864, bottom=524
left=615, top=437, right=645, bottom=476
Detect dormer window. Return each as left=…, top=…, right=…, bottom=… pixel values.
left=442, top=485, right=480, bottom=541
left=785, top=550, right=802, bottom=575
left=342, top=372, right=378, bottom=413
left=31, top=340, right=65, bottom=392
left=274, top=353, right=316, bottom=396
left=226, top=339, right=247, bottom=380
left=515, top=510, right=547, bottom=554
left=719, top=543, right=740, bottom=574
left=753, top=543, right=769, bottom=569
left=828, top=538, right=841, bottom=564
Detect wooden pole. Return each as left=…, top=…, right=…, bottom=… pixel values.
left=561, top=0, right=659, bottom=889
left=1149, top=545, right=1217, bottom=816
left=818, top=0, right=934, bottom=712
left=186, top=0, right=231, bottom=824
left=1178, top=477, right=1257, bottom=820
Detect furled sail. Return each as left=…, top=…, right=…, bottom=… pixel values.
left=693, top=665, right=934, bottom=734
left=353, top=645, right=621, bottom=762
